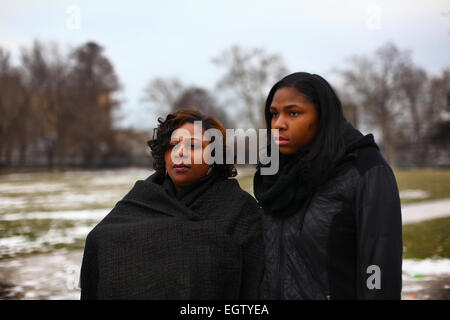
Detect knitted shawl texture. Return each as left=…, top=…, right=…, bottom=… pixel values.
left=80, top=171, right=264, bottom=300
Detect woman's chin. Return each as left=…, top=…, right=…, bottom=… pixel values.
left=171, top=176, right=195, bottom=188
left=279, top=146, right=297, bottom=155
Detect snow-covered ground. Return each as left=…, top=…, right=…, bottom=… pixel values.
left=402, top=259, right=450, bottom=299
left=0, top=168, right=153, bottom=261
left=0, top=250, right=83, bottom=299
left=402, top=198, right=450, bottom=224
left=399, top=189, right=429, bottom=200
left=0, top=251, right=447, bottom=300
left=0, top=208, right=109, bottom=221
left=0, top=168, right=449, bottom=299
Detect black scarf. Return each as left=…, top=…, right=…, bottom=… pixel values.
left=253, top=150, right=314, bottom=219
left=161, top=169, right=220, bottom=209
left=253, top=122, right=378, bottom=220
left=80, top=169, right=264, bottom=299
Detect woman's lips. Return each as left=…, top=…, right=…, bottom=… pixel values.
left=275, top=138, right=290, bottom=146
left=173, top=164, right=190, bottom=173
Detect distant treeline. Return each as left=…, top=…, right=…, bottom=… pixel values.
left=0, top=41, right=151, bottom=169
left=143, top=43, right=450, bottom=168
left=0, top=40, right=449, bottom=169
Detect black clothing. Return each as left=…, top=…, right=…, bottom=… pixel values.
left=254, top=123, right=403, bottom=300
left=80, top=170, right=264, bottom=299
left=254, top=150, right=313, bottom=219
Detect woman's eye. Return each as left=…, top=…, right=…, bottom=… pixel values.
left=271, top=112, right=279, bottom=118
left=289, top=111, right=299, bottom=116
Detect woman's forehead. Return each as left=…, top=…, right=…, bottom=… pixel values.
left=170, top=122, right=208, bottom=143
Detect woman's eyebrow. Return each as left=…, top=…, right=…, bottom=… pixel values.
left=284, top=104, right=303, bottom=110
left=270, top=104, right=303, bottom=110
left=170, top=137, right=202, bottom=142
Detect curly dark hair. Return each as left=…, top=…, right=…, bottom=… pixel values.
left=147, top=108, right=237, bottom=178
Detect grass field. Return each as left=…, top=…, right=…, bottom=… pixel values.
left=0, top=168, right=150, bottom=260
left=403, top=216, right=450, bottom=259
left=394, top=169, right=450, bottom=204
left=0, top=167, right=449, bottom=261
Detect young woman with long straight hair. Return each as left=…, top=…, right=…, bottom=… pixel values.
left=254, top=72, right=402, bottom=300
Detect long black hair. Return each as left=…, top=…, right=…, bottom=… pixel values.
left=264, top=72, right=347, bottom=185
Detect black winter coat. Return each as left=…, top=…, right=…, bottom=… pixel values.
left=80, top=170, right=264, bottom=299
left=255, top=124, right=402, bottom=300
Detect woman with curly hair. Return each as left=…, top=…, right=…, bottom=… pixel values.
left=80, top=108, right=264, bottom=299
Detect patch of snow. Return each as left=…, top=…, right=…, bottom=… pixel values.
left=0, top=182, right=69, bottom=194
left=0, top=225, right=95, bottom=258
left=0, top=250, right=83, bottom=300
left=402, top=259, right=450, bottom=276
left=0, top=190, right=124, bottom=212
left=0, top=208, right=109, bottom=221
left=402, top=198, right=450, bottom=224
left=400, top=189, right=429, bottom=200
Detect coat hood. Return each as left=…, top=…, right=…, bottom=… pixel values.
left=343, top=121, right=379, bottom=155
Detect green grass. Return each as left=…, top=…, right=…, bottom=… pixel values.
left=0, top=218, right=97, bottom=260
left=394, top=169, right=450, bottom=204
left=402, top=217, right=450, bottom=259
left=0, top=219, right=80, bottom=240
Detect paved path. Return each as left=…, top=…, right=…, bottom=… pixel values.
left=402, top=198, right=450, bottom=224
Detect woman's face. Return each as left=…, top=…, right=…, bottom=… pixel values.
left=164, top=122, right=212, bottom=190
left=270, top=87, right=319, bottom=155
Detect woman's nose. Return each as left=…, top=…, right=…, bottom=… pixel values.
left=178, top=145, right=184, bottom=157
left=273, top=116, right=287, bottom=130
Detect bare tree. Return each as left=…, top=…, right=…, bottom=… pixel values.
left=213, top=45, right=287, bottom=129
left=339, top=42, right=410, bottom=167
left=0, top=48, right=27, bottom=166
left=20, top=41, right=74, bottom=168
left=19, top=40, right=54, bottom=166
left=48, top=44, right=73, bottom=168
left=142, top=77, right=185, bottom=117
left=172, top=87, right=233, bottom=128
left=0, top=40, right=124, bottom=169
left=428, top=69, right=450, bottom=161
left=395, top=62, right=430, bottom=165
left=335, top=88, right=360, bottom=128
left=68, top=41, right=121, bottom=167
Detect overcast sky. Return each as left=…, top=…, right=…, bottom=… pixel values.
left=1, top=0, right=449, bottom=130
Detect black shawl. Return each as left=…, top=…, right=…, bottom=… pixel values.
left=80, top=170, right=264, bottom=300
